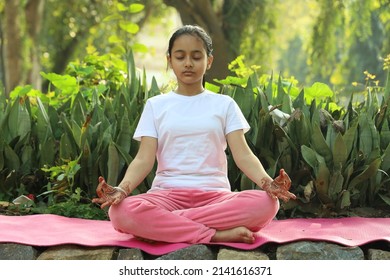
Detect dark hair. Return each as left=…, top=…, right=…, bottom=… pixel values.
left=167, top=25, right=213, bottom=57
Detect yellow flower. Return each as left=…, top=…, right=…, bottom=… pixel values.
left=383, top=54, right=390, bottom=70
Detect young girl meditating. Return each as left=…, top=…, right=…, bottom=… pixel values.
left=92, top=24, right=296, bottom=244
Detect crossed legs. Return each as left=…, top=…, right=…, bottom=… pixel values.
left=108, top=189, right=279, bottom=244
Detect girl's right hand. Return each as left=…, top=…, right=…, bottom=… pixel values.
left=261, top=169, right=296, bottom=202
left=92, top=177, right=128, bottom=209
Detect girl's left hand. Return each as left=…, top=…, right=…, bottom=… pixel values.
left=261, top=169, right=297, bottom=202
left=92, top=177, right=127, bottom=208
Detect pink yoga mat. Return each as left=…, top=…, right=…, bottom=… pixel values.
left=1, top=214, right=389, bottom=255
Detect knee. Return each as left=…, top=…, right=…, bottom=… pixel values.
left=108, top=202, right=124, bottom=224
left=109, top=212, right=127, bottom=233
left=240, top=190, right=279, bottom=228
left=108, top=202, right=127, bottom=233
left=241, top=190, right=279, bottom=214
left=108, top=198, right=144, bottom=233
left=259, top=192, right=280, bottom=217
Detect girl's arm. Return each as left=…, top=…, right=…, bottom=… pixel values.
left=92, top=136, right=157, bottom=208
left=226, top=130, right=296, bottom=201
left=226, top=130, right=273, bottom=186
left=117, top=136, right=157, bottom=194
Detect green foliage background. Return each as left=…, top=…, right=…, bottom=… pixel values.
left=1, top=50, right=389, bottom=220
left=1, top=1, right=390, bottom=219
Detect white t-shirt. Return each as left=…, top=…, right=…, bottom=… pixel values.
left=133, top=90, right=250, bottom=192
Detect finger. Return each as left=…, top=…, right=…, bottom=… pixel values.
left=112, top=195, right=122, bottom=205
left=275, top=192, right=291, bottom=202
left=92, top=197, right=106, bottom=205
left=282, top=190, right=296, bottom=199
left=288, top=192, right=297, bottom=200
left=280, top=194, right=291, bottom=202
left=98, top=177, right=110, bottom=188
left=100, top=200, right=113, bottom=209
left=99, top=179, right=109, bottom=191
left=280, top=191, right=296, bottom=202
left=92, top=197, right=102, bottom=203
left=96, top=177, right=106, bottom=196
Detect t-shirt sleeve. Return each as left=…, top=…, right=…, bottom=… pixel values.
left=225, top=98, right=251, bottom=135
left=133, top=100, right=158, bottom=141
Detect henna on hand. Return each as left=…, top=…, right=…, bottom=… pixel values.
left=92, top=176, right=127, bottom=208
left=261, top=169, right=296, bottom=202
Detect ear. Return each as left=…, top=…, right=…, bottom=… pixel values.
left=167, top=54, right=172, bottom=68
left=206, top=55, right=214, bottom=70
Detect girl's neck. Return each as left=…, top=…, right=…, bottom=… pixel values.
left=174, top=85, right=205, bottom=96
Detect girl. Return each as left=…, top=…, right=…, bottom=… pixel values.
left=92, top=25, right=296, bottom=244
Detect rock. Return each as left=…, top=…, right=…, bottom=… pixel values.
left=217, top=247, right=269, bottom=260
left=117, top=248, right=144, bottom=260
left=0, top=243, right=38, bottom=260
left=276, top=241, right=364, bottom=260
left=367, top=249, right=390, bottom=260
left=1, top=241, right=389, bottom=260
left=156, top=244, right=216, bottom=260
left=37, top=245, right=116, bottom=260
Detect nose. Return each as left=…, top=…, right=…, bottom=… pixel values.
left=184, top=57, right=193, bottom=68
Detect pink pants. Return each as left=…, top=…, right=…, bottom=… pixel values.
left=108, top=189, right=279, bottom=244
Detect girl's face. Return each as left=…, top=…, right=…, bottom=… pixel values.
left=167, top=34, right=213, bottom=92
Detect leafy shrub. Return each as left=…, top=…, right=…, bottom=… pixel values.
left=1, top=53, right=389, bottom=219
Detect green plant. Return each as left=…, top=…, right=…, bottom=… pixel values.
left=1, top=49, right=389, bottom=219
left=214, top=55, right=390, bottom=217
left=34, top=187, right=107, bottom=220
left=40, top=158, right=81, bottom=202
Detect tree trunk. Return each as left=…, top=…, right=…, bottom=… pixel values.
left=4, top=0, right=22, bottom=96
left=0, top=13, right=5, bottom=93
left=25, top=0, right=45, bottom=91
left=163, top=0, right=232, bottom=82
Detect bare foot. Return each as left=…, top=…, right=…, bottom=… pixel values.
left=211, top=226, right=256, bottom=244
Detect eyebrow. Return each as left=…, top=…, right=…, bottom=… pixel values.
left=173, top=49, right=204, bottom=54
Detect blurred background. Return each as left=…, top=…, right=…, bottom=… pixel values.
left=1, top=0, right=389, bottom=96
left=1, top=0, right=390, bottom=218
